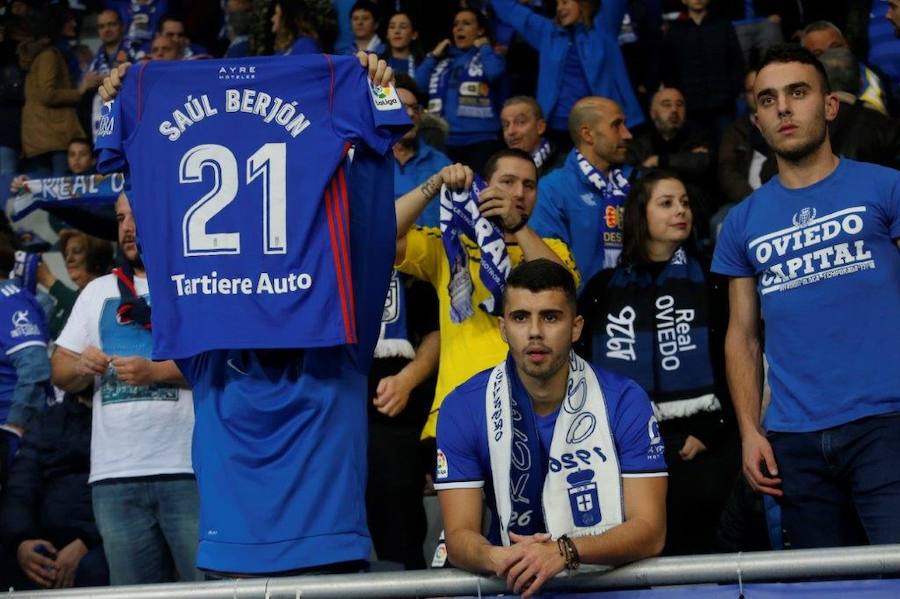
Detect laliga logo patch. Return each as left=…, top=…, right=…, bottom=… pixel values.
left=370, top=81, right=401, bottom=111
left=436, top=449, right=449, bottom=480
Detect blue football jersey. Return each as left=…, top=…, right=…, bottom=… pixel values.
left=96, top=54, right=411, bottom=359
left=177, top=148, right=398, bottom=574
left=0, top=281, right=49, bottom=423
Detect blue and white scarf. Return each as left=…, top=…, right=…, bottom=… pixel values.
left=10, top=174, right=126, bottom=221
left=487, top=352, right=623, bottom=544
left=532, top=138, right=553, bottom=170
left=12, top=251, right=40, bottom=295
left=596, top=248, right=720, bottom=420
left=571, top=150, right=630, bottom=269
left=374, top=270, right=415, bottom=359
left=427, top=48, right=494, bottom=119
left=439, top=176, right=510, bottom=323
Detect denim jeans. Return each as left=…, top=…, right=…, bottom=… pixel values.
left=92, top=475, right=202, bottom=585
left=769, top=412, right=900, bottom=549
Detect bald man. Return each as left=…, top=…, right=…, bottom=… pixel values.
left=528, top=97, right=633, bottom=287
left=627, top=88, right=711, bottom=175
left=800, top=21, right=888, bottom=114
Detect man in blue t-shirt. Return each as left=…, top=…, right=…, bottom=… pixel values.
left=713, top=45, right=900, bottom=549
left=436, top=260, right=665, bottom=598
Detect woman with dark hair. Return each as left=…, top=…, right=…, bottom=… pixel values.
left=487, top=0, right=644, bottom=150
left=380, top=12, right=423, bottom=78
left=270, top=0, right=337, bottom=55
left=414, top=8, right=505, bottom=174
left=577, top=171, right=738, bottom=555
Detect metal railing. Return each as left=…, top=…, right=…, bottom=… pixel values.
left=9, top=544, right=900, bottom=598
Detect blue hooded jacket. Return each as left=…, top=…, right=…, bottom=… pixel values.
left=415, top=45, right=506, bottom=146
left=489, top=0, right=644, bottom=129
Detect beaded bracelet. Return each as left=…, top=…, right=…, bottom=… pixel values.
left=556, top=534, right=580, bottom=571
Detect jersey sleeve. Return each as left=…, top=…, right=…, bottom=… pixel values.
left=711, top=205, right=755, bottom=277
left=434, top=386, right=486, bottom=490
left=888, top=173, right=900, bottom=240
left=54, top=283, right=98, bottom=354
left=0, top=292, right=48, bottom=357
left=609, top=377, right=667, bottom=476
left=396, top=227, right=444, bottom=286
left=543, top=238, right=581, bottom=288
left=94, top=66, right=139, bottom=174
left=330, top=56, right=413, bottom=156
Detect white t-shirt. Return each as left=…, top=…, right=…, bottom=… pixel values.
left=56, top=274, right=194, bottom=483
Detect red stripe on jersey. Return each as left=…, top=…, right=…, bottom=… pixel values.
left=324, top=179, right=356, bottom=344
left=333, top=167, right=356, bottom=333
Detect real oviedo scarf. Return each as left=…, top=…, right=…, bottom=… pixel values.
left=595, top=248, right=720, bottom=420
left=439, top=176, right=510, bottom=323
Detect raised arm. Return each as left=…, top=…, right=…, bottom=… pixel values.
left=595, top=0, right=629, bottom=38
left=488, top=0, right=553, bottom=50
left=725, top=276, right=781, bottom=496
left=395, top=164, right=473, bottom=237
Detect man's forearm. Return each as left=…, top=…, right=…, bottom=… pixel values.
left=400, top=331, right=440, bottom=389
left=151, top=360, right=189, bottom=388
left=396, top=175, right=442, bottom=237
left=51, top=351, right=94, bottom=394
left=725, top=327, right=763, bottom=436
left=514, top=227, right=565, bottom=265
left=573, top=515, right=665, bottom=566
left=446, top=529, right=498, bottom=574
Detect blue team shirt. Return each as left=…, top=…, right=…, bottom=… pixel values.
left=712, top=159, right=900, bottom=432
left=0, top=281, right=49, bottom=424
left=176, top=148, right=398, bottom=574
left=436, top=361, right=666, bottom=544
left=96, top=54, right=410, bottom=359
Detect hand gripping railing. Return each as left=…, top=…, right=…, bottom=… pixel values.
left=9, top=544, right=900, bottom=598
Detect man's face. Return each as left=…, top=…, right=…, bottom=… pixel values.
left=115, top=194, right=140, bottom=264
left=887, top=0, right=900, bottom=36
left=487, top=156, right=537, bottom=216
left=801, top=28, right=846, bottom=56
left=67, top=142, right=94, bottom=175
left=150, top=35, right=179, bottom=60
left=501, top=102, right=545, bottom=153
left=397, top=88, right=420, bottom=142
left=351, top=9, right=377, bottom=40
left=499, top=288, right=583, bottom=383
left=752, top=61, right=838, bottom=162
left=97, top=10, right=123, bottom=45
left=161, top=19, right=188, bottom=53
left=682, top=0, right=709, bottom=11
left=650, top=89, right=686, bottom=138
left=585, top=103, right=632, bottom=168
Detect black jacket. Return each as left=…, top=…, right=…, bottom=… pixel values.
left=662, top=15, right=745, bottom=113
left=829, top=99, right=900, bottom=170
left=0, top=397, right=99, bottom=552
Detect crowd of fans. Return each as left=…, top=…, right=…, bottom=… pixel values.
left=0, top=0, right=898, bottom=592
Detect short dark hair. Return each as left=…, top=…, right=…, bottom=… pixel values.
left=350, top=0, right=379, bottom=20
left=157, top=14, right=185, bottom=33
left=756, top=43, right=831, bottom=95
left=504, top=259, right=577, bottom=312
left=502, top=96, right=544, bottom=121
left=393, top=72, right=425, bottom=107
left=483, top=148, right=536, bottom=182
left=819, top=47, right=860, bottom=95
left=620, top=169, right=692, bottom=267
left=68, top=137, right=92, bottom=151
